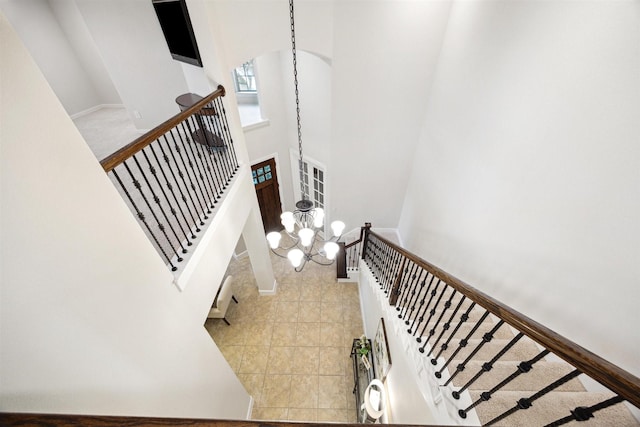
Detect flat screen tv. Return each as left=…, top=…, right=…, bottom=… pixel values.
left=152, top=0, right=203, bottom=67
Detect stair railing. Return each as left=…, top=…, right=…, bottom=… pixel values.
left=337, top=223, right=370, bottom=279
left=100, top=86, right=238, bottom=271
left=347, top=224, right=639, bottom=425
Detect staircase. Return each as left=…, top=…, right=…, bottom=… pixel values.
left=436, top=304, right=638, bottom=426
left=352, top=225, right=640, bottom=426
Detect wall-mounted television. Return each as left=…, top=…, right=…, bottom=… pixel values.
left=152, top=0, right=203, bottom=67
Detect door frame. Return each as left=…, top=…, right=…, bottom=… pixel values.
left=289, top=149, right=330, bottom=235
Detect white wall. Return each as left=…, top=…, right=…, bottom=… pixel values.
left=359, top=266, right=439, bottom=425
left=0, top=0, right=105, bottom=115
left=49, top=0, right=121, bottom=106
left=208, top=0, right=333, bottom=71
left=75, top=0, right=190, bottom=129
left=398, top=0, right=640, bottom=376
left=329, top=0, right=453, bottom=231
left=0, top=12, right=251, bottom=418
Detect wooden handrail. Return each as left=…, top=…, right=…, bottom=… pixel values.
left=100, top=85, right=226, bottom=172
left=0, top=413, right=446, bottom=427
left=366, top=229, right=640, bottom=408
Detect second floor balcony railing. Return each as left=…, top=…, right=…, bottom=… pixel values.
left=100, top=86, right=238, bottom=271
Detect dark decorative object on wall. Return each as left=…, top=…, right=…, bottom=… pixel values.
left=373, top=317, right=392, bottom=382
left=152, top=0, right=203, bottom=67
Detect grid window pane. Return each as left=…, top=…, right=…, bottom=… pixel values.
left=233, top=60, right=256, bottom=93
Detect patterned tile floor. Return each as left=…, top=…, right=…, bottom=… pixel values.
left=205, top=252, right=364, bottom=423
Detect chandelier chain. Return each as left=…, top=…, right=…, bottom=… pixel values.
left=289, top=0, right=306, bottom=201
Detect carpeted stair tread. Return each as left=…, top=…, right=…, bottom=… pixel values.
left=447, top=360, right=585, bottom=392
left=468, top=390, right=640, bottom=426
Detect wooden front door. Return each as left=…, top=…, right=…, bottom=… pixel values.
left=251, top=158, right=283, bottom=232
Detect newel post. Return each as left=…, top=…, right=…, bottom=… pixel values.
left=336, top=242, right=348, bottom=279
left=360, top=222, right=372, bottom=260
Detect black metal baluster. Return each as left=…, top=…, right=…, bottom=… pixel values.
left=425, top=295, right=466, bottom=355
left=484, top=369, right=582, bottom=426
left=123, top=160, right=177, bottom=261
left=398, top=263, right=423, bottom=322
left=147, top=142, right=194, bottom=248
left=406, top=273, right=436, bottom=329
left=178, top=120, right=211, bottom=217
left=201, top=105, right=231, bottom=179
left=371, top=237, right=385, bottom=281
left=204, top=102, right=234, bottom=177
left=386, top=251, right=403, bottom=296
left=458, top=349, right=551, bottom=419
left=166, top=130, right=204, bottom=229
left=158, top=134, right=200, bottom=235
left=347, top=242, right=358, bottom=270
left=394, top=261, right=414, bottom=315
left=450, top=331, right=524, bottom=399
left=364, top=237, right=378, bottom=271
left=185, top=120, right=219, bottom=207
left=389, top=257, right=409, bottom=306
left=194, top=127, right=224, bottom=201
left=365, top=237, right=379, bottom=278
left=378, top=240, right=393, bottom=291
left=543, top=395, right=624, bottom=427
left=383, top=250, right=401, bottom=295
left=214, top=97, right=239, bottom=171
left=431, top=302, right=477, bottom=366
left=133, top=151, right=186, bottom=260
left=171, top=125, right=208, bottom=224
left=443, top=319, right=506, bottom=386
left=434, top=309, right=490, bottom=379
left=206, top=132, right=228, bottom=194
left=111, top=167, right=177, bottom=271
left=376, top=240, right=392, bottom=290
left=418, top=288, right=457, bottom=351
left=412, top=278, right=445, bottom=338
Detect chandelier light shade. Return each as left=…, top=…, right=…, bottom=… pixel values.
left=264, top=0, right=345, bottom=272
left=267, top=200, right=346, bottom=272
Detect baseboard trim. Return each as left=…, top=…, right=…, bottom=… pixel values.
left=71, top=104, right=125, bottom=119
left=258, top=279, right=278, bottom=296
left=233, top=250, right=249, bottom=260
left=246, top=396, right=254, bottom=420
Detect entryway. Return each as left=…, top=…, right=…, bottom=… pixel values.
left=251, top=157, right=282, bottom=233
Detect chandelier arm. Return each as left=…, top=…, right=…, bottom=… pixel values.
left=294, top=256, right=309, bottom=273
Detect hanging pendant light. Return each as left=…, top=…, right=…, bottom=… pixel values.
left=264, top=0, right=345, bottom=272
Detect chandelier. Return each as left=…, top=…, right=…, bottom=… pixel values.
left=265, top=0, right=345, bottom=272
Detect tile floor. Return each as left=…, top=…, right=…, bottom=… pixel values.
left=205, top=252, right=364, bottom=423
